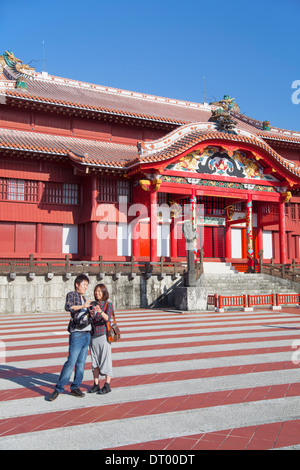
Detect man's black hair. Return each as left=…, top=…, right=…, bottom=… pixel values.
left=74, top=274, right=89, bottom=289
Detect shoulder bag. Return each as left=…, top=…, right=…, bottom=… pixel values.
left=106, top=305, right=121, bottom=342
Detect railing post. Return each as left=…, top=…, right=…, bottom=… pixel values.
left=271, top=258, right=274, bottom=276
left=160, top=256, right=164, bottom=277
left=10, top=259, right=15, bottom=274
left=258, top=249, right=263, bottom=273
left=99, top=255, right=103, bottom=276
left=29, top=254, right=34, bottom=271
left=130, top=255, right=134, bottom=278
left=199, top=248, right=204, bottom=274
left=292, top=258, right=296, bottom=282
left=113, top=262, right=120, bottom=280
left=144, top=262, right=151, bottom=279
left=64, top=254, right=71, bottom=279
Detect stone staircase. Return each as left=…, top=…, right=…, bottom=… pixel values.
left=198, top=262, right=300, bottom=297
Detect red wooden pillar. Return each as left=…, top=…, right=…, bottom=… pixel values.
left=191, top=188, right=197, bottom=230
left=132, top=218, right=140, bottom=259
left=287, top=232, right=294, bottom=261
left=91, top=175, right=98, bottom=260
left=225, top=223, right=231, bottom=259
left=36, top=223, right=42, bottom=258
left=279, top=200, right=287, bottom=264
left=170, top=218, right=177, bottom=259
left=91, top=221, right=98, bottom=260
left=36, top=181, right=44, bottom=259
left=190, top=188, right=197, bottom=259
left=257, top=205, right=263, bottom=255
left=295, top=235, right=300, bottom=260
left=246, top=194, right=254, bottom=272
left=150, top=189, right=157, bottom=263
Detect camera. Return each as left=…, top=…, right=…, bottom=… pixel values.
left=89, top=300, right=99, bottom=316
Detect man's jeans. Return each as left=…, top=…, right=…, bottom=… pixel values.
left=55, top=331, right=90, bottom=393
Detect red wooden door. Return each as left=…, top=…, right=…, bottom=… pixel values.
left=177, top=224, right=186, bottom=257
left=214, top=226, right=225, bottom=258
left=203, top=226, right=213, bottom=257
left=139, top=222, right=150, bottom=257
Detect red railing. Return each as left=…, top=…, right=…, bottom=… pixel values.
left=210, top=293, right=300, bottom=310
left=218, top=295, right=247, bottom=309
left=276, top=293, right=300, bottom=306
left=207, top=294, right=218, bottom=308
left=248, top=294, right=274, bottom=308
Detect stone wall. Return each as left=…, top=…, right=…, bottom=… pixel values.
left=0, top=272, right=183, bottom=315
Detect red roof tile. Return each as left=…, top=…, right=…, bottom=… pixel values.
left=0, top=128, right=137, bottom=168
left=0, top=125, right=300, bottom=183
left=136, top=126, right=300, bottom=180
left=2, top=67, right=300, bottom=145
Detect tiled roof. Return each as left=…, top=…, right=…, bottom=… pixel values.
left=1, top=68, right=212, bottom=126
left=136, top=125, right=300, bottom=180
left=0, top=128, right=137, bottom=168
left=2, top=65, right=300, bottom=143
left=1, top=125, right=300, bottom=182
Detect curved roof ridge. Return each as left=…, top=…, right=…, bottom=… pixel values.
left=0, top=127, right=137, bottom=168
left=138, top=121, right=266, bottom=157
left=3, top=61, right=211, bottom=112
left=233, top=109, right=300, bottom=138
left=136, top=127, right=300, bottom=181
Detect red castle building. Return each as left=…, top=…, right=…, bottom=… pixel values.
left=1, top=50, right=300, bottom=272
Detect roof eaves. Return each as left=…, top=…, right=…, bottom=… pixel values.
left=67, top=151, right=126, bottom=169
left=136, top=129, right=300, bottom=179
left=4, top=89, right=188, bottom=126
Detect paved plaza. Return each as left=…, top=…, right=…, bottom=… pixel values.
left=1, top=307, right=300, bottom=450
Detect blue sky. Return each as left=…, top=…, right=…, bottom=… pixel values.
left=0, top=0, right=299, bottom=131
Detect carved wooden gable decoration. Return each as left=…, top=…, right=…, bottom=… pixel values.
left=166, top=147, right=279, bottom=182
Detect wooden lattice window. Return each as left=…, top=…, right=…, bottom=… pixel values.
left=42, top=182, right=79, bottom=205
left=291, top=203, right=297, bottom=220
left=98, top=178, right=131, bottom=202
left=0, top=178, right=38, bottom=202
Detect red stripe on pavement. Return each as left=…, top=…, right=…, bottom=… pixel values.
left=1, top=343, right=296, bottom=367
left=2, top=324, right=300, bottom=347
left=4, top=332, right=300, bottom=360
left=1, top=382, right=300, bottom=439
left=109, top=419, right=300, bottom=450
left=1, top=360, right=299, bottom=402
left=1, top=317, right=300, bottom=336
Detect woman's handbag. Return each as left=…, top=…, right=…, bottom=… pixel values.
left=107, top=309, right=121, bottom=342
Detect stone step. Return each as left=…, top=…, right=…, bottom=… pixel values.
left=199, top=270, right=300, bottom=298
left=200, top=281, right=294, bottom=288
left=206, top=290, right=299, bottom=294
left=202, top=285, right=295, bottom=291
left=203, top=262, right=238, bottom=274
left=201, top=280, right=287, bottom=285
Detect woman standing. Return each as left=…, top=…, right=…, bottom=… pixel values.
left=88, top=284, right=114, bottom=395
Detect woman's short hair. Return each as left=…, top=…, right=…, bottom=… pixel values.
left=94, top=283, right=109, bottom=301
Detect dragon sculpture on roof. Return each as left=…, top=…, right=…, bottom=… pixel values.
left=2, top=50, right=33, bottom=89
left=209, top=95, right=239, bottom=134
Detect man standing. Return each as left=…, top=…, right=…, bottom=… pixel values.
left=47, top=274, right=92, bottom=401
